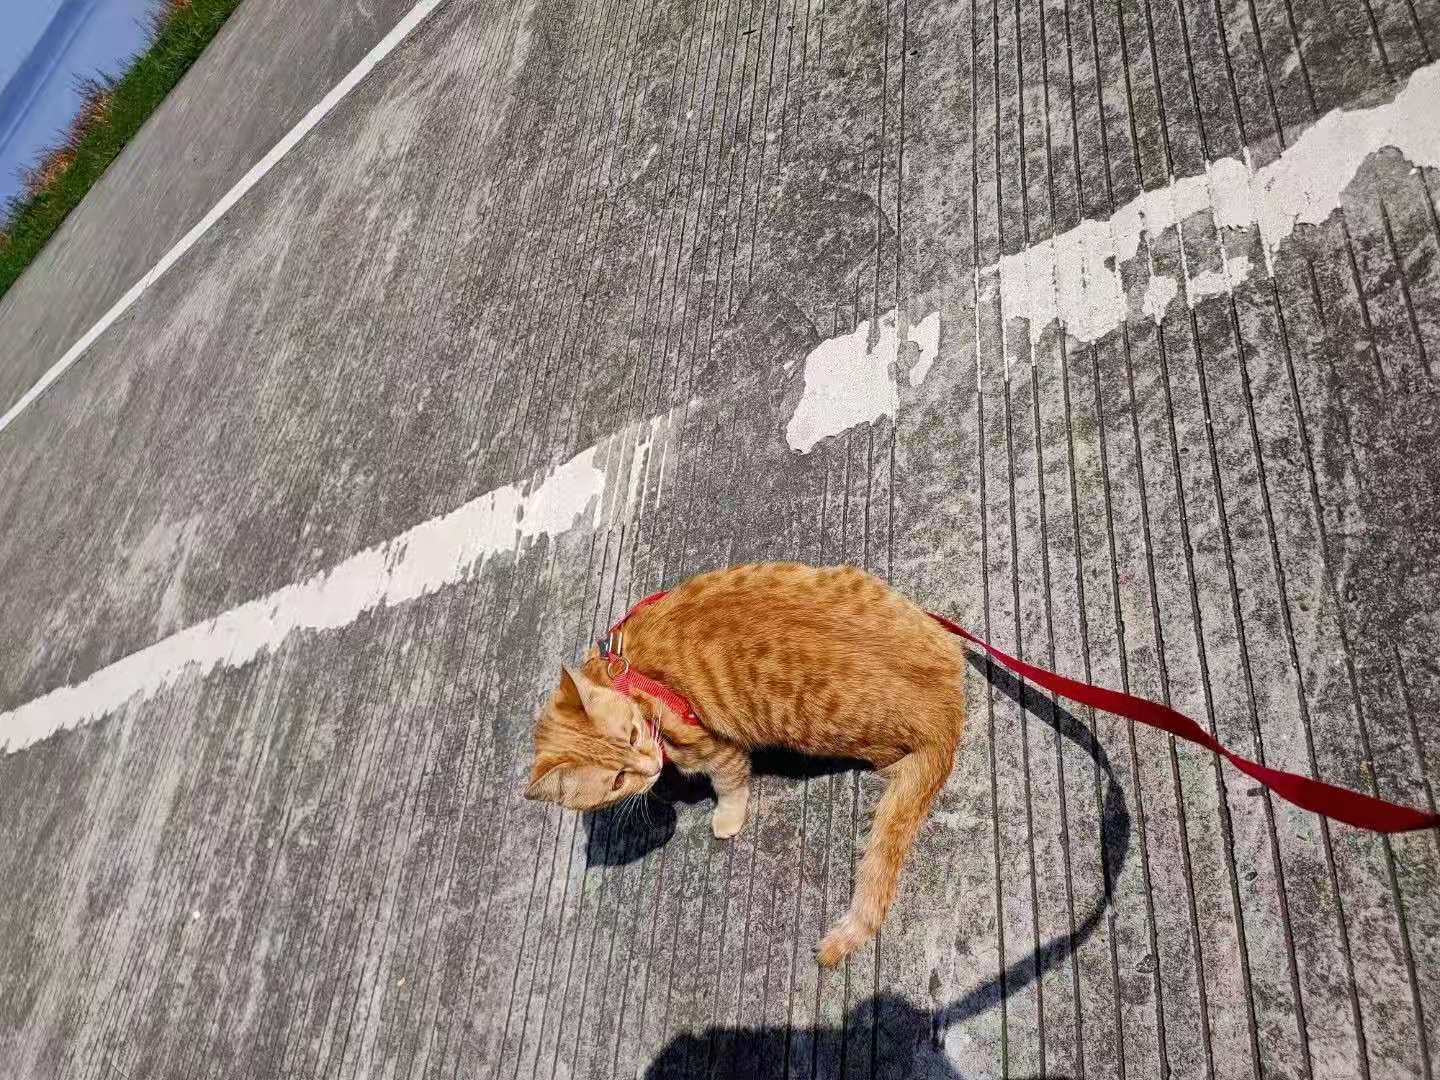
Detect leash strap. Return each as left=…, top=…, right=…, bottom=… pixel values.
left=607, top=591, right=668, bottom=635
left=605, top=590, right=1437, bottom=833
left=926, top=611, right=1439, bottom=834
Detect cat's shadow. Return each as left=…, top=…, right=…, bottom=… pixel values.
left=583, top=749, right=866, bottom=867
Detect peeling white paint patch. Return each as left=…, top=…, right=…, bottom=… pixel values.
left=1188, top=254, right=1254, bottom=301
left=786, top=313, right=899, bottom=453
left=1142, top=275, right=1178, bottom=323
left=1252, top=62, right=1440, bottom=253
left=624, top=414, right=663, bottom=513
left=993, top=59, right=1440, bottom=345
left=906, top=310, right=942, bottom=388
left=786, top=308, right=941, bottom=453
left=993, top=159, right=1249, bottom=344
left=0, top=446, right=609, bottom=755
left=1203, top=156, right=1257, bottom=232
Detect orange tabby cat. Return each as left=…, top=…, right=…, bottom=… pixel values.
left=524, top=562, right=967, bottom=967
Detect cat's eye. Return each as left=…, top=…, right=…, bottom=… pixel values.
left=611, top=771, right=626, bottom=791
left=628, top=724, right=640, bottom=747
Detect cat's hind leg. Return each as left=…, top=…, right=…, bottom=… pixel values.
left=816, top=747, right=952, bottom=967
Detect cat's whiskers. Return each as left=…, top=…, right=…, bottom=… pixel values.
left=617, top=791, right=640, bottom=832
left=639, top=790, right=656, bottom=829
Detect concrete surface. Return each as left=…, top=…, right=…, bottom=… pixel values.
left=1, top=0, right=1438, bottom=1077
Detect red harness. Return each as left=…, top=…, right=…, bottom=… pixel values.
left=599, top=593, right=699, bottom=764
left=603, top=589, right=1438, bottom=835
left=599, top=591, right=701, bottom=726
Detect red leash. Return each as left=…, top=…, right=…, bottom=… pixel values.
left=927, top=612, right=1438, bottom=834
left=607, top=592, right=1439, bottom=834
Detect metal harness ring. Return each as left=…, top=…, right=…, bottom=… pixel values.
left=605, top=653, right=630, bottom=681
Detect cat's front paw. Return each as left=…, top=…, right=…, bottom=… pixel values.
left=711, top=802, right=746, bottom=838
left=815, top=913, right=874, bottom=968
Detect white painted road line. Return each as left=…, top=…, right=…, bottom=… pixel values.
left=0, top=437, right=611, bottom=755
left=0, top=409, right=684, bottom=755
left=993, top=60, right=1440, bottom=345
left=0, top=0, right=451, bottom=438
left=786, top=60, right=1440, bottom=449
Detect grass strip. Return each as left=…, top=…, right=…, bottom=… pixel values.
left=0, top=0, right=246, bottom=300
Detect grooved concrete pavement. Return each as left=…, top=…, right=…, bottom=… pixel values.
left=0, top=0, right=1437, bottom=1077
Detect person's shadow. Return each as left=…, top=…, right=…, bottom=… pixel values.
left=644, top=992, right=967, bottom=1080
left=588, top=658, right=1131, bottom=1079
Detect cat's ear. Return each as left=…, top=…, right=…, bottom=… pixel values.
left=557, top=665, right=583, bottom=707
left=525, top=757, right=566, bottom=802
left=564, top=664, right=606, bottom=715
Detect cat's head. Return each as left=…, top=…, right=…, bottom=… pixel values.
left=524, top=664, right=665, bottom=810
